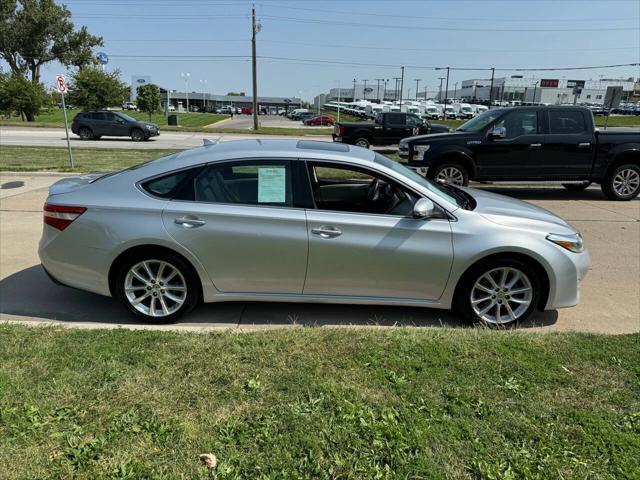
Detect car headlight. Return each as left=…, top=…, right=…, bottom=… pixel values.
left=145, top=125, right=154, bottom=130
left=414, top=144, right=430, bottom=161
left=546, top=233, right=584, bottom=253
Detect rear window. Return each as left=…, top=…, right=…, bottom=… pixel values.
left=549, top=110, right=586, bottom=134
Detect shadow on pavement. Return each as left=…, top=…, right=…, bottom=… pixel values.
left=0, top=265, right=558, bottom=329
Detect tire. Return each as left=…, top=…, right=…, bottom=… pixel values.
left=455, top=257, right=541, bottom=327
left=78, top=127, right=94, bottom=140
left=353, top=137, right=370, bottom=149
left=428, top=161, right=469, bottom=186
left=601, top=163, right=640, bottom=201
left=562, top=182, right=591, bottom=191
left=130, top=128, right=145, bottom=142
left=114, top=252, right=200, bottom=323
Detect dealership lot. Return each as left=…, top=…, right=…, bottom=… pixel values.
left=1, top=173, right=637, bottom=333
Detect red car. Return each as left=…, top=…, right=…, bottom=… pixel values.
left=241, top=107, right=252, bottom=115
left=304, top=116, right=335, bottom=126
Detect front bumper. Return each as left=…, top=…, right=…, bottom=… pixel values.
left=546, top=248, right=591, bottom=310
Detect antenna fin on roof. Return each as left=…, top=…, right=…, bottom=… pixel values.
left=203, top=138, right=219, bottom=147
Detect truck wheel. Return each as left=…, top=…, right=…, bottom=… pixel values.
left=354, top=137, right=370, bottom=149
left=602, top=164, right=640, bottom=201
left=562, top=182, right=591, bottom=191
left=428, top=162, right=469, bottom=186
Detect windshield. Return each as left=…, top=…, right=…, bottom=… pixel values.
left=456, top=109, right=503, bottom=132
left=115, top=111, right=137, bottom=122
left=461, top=107, right=472, bottom=112
left=374, top=153, right=462, bottom=207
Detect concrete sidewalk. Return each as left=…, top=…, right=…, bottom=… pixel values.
left=1, top=174, right=638, bottom=334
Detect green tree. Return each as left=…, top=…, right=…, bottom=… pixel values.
left=0, top=72, right=51, bottom=121
left=67, top=68, right=129, bottom=111
left=0, top=0, right=103, bottom=83
left=136, top=83, right=161, bottom=121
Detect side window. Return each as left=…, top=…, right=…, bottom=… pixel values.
left=194, top=161, right=292, bottom=207
left=141, top=168, right=198, bottom=198
left=406, top=115, right=422, bottom=127
left=94, top=112, right=109, bottom=121
left=548, top=110, right=586, bottom=134
left=386, top=113, right=405, bottom=126
left=308, top=163, right=415, bottom=216
left=494, top=111, right=538, bottom=139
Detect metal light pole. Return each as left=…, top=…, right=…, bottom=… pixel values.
left=181, top=72, right=190, bottom=112
left=488, top=67, right=495, bottom=106
left=438, top=77, right=445, bottom=107
left=362, top=79, right=368, bottom=100
left=200, top=79, right=207, bottom=112
left=251, top=5, right=260, bottom=130
left=384, top=79, right=389, bottom=100
left=532, top=80, right=539, bottom=104
left=393, top=77, right=400, bottom=102
left=375, top=78, right=384, bottom=101
left=444, top=67, right=450, bottom=106
left=415, top=79, right=420, bottom=100
left=337, top=80, right=341, bottom=122
left=454, top=82, right=458, bottom=100
left=399, top=66, right=405, bottom=107
left=352, top=78, right=357, bottom=101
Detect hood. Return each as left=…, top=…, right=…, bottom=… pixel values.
left=462, top=187, right=578, bottom=235
left=136, top=120, right=159, bottom=128
left=403, top=131, right=476, bottom=145
left=48, top=172, right=112, bottom=196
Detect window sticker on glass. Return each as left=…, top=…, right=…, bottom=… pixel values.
left=258, top=167, right=286, bottom=203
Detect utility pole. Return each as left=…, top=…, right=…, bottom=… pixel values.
left=181, top=72, right=190, bottom=112
left=393, top=77, right=401, bottom=102
left=384, top=79, right=389, bottom=100
left=532, top=80, right=539, bottom=104
left=444, top=66, right=450, bottom=106
left=454, top=82, right=458, bottom=100
left=352, top=78, right=357, bottom=101
left=337, top=80, right=341, bottom=122
left=415, top=79, right=420, bottom=100
left=375, top=78, right=384, bottom=101
left=399, top=66, right=405, bottom=107
left=488, top=67, right=495, bottom=107
left=251, top=4, right=259, bottom=130
left=362, top=79, right=368, bottom=100
left=438, top=77, right=445, bottom=107
left=200, top=79, right=207, bottom=112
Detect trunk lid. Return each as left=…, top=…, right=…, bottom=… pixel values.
left=48, top=172, right=112, bottom=196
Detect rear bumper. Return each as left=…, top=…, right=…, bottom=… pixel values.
left=332, top=135, right=343, bottom=143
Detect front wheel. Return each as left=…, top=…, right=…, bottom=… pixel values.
left=601, top=164, right=640, bottom=200
left=353, top=137, right=370, bottom=149
left=115, top=254, right=199, bottom=323
left=78, top=127, right=94, bottom=140
left=456, top=259, right=541, bottom=327
left=130, top=128, right=145, bottom=142
left=428, top=162, right=469, bottom=186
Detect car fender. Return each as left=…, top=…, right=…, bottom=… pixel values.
left=427, top=145, right=476, bottom=176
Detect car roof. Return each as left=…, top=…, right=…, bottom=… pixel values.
left=135, top=139, right=377, bottom=176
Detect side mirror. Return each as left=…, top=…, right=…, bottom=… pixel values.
left=412, top=198, right=436, bottom=219
left=489, top=126, right=506, bottom=139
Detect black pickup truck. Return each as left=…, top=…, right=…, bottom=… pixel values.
left=333, top=112, right=450, bottom=149
left=399, top=106, right=640, bottom=200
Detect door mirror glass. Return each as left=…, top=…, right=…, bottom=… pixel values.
left=489, top=126, right=506, bottom=139
left=412, top=198, right=436, bottom=219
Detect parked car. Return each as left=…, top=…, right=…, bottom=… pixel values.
left=241, top=107, right=252, bottom=115
left=293, top=112, right=315, bottom=121
left=399, top=106, right=640, bottom=200
left=333, top=112, right=450, bottom=149
left=71, top=111, right=160, bottom=142
left=39, top=139, right=590, bottom=326
left=304, top=116, right=335, bottom=126
left=122, top=102, right=137, bottom=111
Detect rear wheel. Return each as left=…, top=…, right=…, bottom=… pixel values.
left=78, top=127, right=94, bottom=140
left=562, top=181, right=591, bottom=191
left=456, top=258, right=541, bottom=327
left=115, top=253, right=199, bottom=323
left=428, top=162, right=469, bottom=186
left=354, top=137, right=370, bottom=149
left=602, top=164, right=640, bottom=200
left=130, top=128, right=145, bottom=142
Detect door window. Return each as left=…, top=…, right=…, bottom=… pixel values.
left=308, top=163, right=416, bottom=216
left=193, top=161, right=292, bottom=207
left=406, top=115, right=422, bottom=127
left=494, top=111, right=538, bottom=139
left=548, top=110, right=586, bottom=134
left=386, top=113, right=406, bottom=126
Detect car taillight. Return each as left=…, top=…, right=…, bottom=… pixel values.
left=338, top=126, right=344, bottom=136
left=43, top=203, right=86, bottom=230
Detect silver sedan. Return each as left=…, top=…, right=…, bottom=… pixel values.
left=39, top=139, right=590, bottom=326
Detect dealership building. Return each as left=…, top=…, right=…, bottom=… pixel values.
left=452, top=76, right=638, bottom=104
left=160, top=90, right=302, bottom=112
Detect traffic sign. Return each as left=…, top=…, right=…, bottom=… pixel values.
left=55, top=74, right=67, bottom=94
left=97, top=52, right=109, bottom=65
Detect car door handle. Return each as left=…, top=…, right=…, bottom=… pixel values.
left=577, top=142, right=591, bottom=148
left=529, top=143, right=543, bottom=149
left=311, top=226, right=342, bottom=238
left=174, top=217, right=206, bottom=228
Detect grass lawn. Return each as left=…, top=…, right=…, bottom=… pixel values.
left=1, top=108, right=229, bottom=128
left=0, top=325, right=638, bottom=479
left=0, top=146, right=179, bottom=172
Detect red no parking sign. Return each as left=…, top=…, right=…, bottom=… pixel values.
left=55, top=74, right=73, bottom=168
left=55, top=74, right=67, bottom=94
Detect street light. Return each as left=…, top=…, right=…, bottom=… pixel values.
left=199, top=79, right=207, bottom=112
left=362, top=79, right=368, bottom=100
left=181, top=72, right=190, bottom=112
left=415, top=79, right=421, bottom=100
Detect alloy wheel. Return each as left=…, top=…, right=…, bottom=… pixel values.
left=613, top=168, right=640, bottom=197
left=470, top=267, right=533, bottom=325
left=436, top=167, right=465, bottom=185
left=124, top=259, right=187, bottom=318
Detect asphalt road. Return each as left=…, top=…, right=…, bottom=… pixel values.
left=1, top=173, right=638, bottom=334
left=0, top=125, right=332, bottom=150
